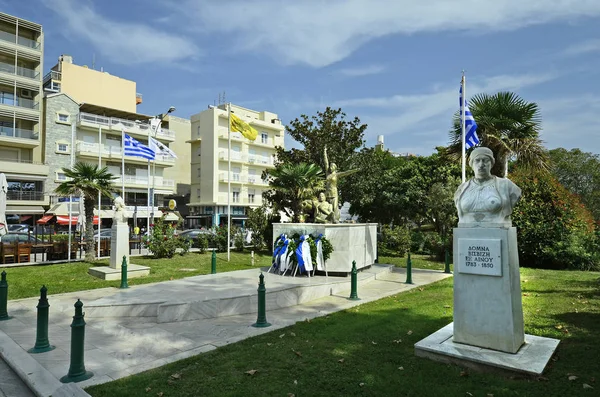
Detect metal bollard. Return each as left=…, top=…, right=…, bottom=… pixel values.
left=251, top=250, right=255, bottom=267
left=0, top=271, right=9, bottom=321
left=349, top=260, right=360, bottom=300
left=405, top=251, right=413, bottom=284
left=211, top=250, right=217, bottom=274
left=252, top=273, right=271, bottom=328
left=60, top=299, right=93, bottom=383
left=29, top=286, right=55, bottom=353
left=120, top=255, right=128, bottom=289
left=444, top=248, right=451, bottom=274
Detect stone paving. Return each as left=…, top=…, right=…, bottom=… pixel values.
left=0, top=265, right=452, bottom=397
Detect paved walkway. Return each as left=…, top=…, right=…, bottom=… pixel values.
left=0, top=265, right=452, bottom=397
left=0, top=358, right=35, bottom=397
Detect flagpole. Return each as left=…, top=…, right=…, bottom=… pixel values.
left=121, top=128, right=125, bottom=197
left=227, top=103, right=232, bottom=262
left=147, top=159, right=150, bottom=235
left=461, top=72, right=467, bottom=183
left=98, top=126, right=102, bottom=258
left=68, top=121, right=75, bottom=262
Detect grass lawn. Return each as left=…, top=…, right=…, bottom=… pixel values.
left=86, top=268, right=600, bottom=397
left=2, top=251, right=271, bottom=300
left=379, top=253, right=453, bottom=272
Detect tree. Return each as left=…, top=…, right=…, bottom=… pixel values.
left=245, top=205, right=270, bottom=250
left=55, top=162, right=116, bottom=261
left=264, top=163, right=324, bottom=222
left=548, top=148, right=600, bottom=221
left=448, top=92, right=548, bottom=177
left=511, top=168, right=598, bottom=270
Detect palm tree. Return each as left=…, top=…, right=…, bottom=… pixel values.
left=266, top=162, right=324, bottom=222
left=448, top=91, right=548, bottom=177
left=55, top=162, right=116, bottom=261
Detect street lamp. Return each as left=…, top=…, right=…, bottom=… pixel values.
left=148, top=106, right=176, bottom=228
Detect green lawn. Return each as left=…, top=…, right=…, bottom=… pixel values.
left=379, top=253, right=452, bottom=271
left=2, top=251, right=271, bottom=300
left=86, top=268, right=600, bottom=397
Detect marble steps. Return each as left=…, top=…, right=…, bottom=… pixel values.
left=83, top=265, right=394, bottom=323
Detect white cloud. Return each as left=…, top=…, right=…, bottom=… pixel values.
left=330, top=71, right=560, bottom=155
left=178, top=0, right=600, bottom=67
left=337, top=64, right=386, bottom=77
left=564, top=39, right=600, bottom=56
left=41, top=0, right=199, bottom=65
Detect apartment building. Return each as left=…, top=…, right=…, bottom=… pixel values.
left=188, top=104, right=284, bottom=227
left=41, top=56, right=188, bottom=225
left=0, top=12, right=46, bottom=221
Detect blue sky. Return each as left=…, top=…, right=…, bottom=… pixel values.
left=4, top=0, right=600, bottom=155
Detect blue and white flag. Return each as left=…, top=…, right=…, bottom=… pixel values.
left=459, top=85, right=479, bottom=149
left=124, top=134, right=155, bottom=160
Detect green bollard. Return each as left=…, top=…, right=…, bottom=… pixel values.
left=60, top=299, right=93, bottom=383
left=120, top=255, right=128, bottom=289
left=444, top=248, right=452, bottom=274
left=211, top=250, right=217, bottom=274
left=405, top=251, right=413, bottom=284
left=252, top=273, right=271, bottom=328
left=29, top=286, right=55, bottom=353
left=0, top=271, right=9, bottom=321
left=349, top=260, right=360, bottom=300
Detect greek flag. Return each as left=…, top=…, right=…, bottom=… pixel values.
left=124, top=134, right=155, bottom=160
left=460, top=85, right=479, bottom=149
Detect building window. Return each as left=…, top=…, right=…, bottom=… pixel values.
left=248, top=189, right=255, bottom=204
left=261, top=132, right=268, bottom=144
left=232, top=191, right=240, bottom=203
left=56, top=172, right=66, bottom=181
left=56, top=142, right=69, bottom=153
left=56, top=112, right=70, bottom=124
left=197, top=126, right=201, bottom=138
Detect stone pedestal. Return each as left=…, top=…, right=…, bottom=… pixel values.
left=453, top=227, right=524, bottom=353
left=110, top=224, right=130, bottom=269
left=272, top=223, right=377, bottom=273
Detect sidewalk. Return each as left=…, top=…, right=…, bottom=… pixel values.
left=0, top=265, right=452, bottom=397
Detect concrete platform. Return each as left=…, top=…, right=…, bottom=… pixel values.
left=414, top=323, right=560, bottom=376
left=88, top=264, right=150, bottom=281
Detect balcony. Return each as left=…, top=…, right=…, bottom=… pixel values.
left=217, top=194, right=262, bottom=205
left=0, top=158, right=47, bottom=175
left=76, top=142, right=175, bottom=164
left=0, top=30, right=41, bottom=50
left=0, top=125, right=38, bottom=140
left=0, top=61, right=39, bottom=80
left=6, top=190, right=44, bottom=201
left=116, top=175, right=175, bottom=188
left=78, top=112, right=176, bottom=141
left=43, top=70, right=62, bottom=84
left=219, top=172, right=247, bottom=183
left=247, top=176, right=269, bottom=186
left=218, top=151, right=245, bottom=163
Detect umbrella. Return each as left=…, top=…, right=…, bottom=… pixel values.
left=0, top=173, right=7, bottom=236
left=77, top=195, right=85, bottom=234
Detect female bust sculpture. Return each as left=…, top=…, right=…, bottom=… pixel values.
left=454, top=147, right=521, bottom=227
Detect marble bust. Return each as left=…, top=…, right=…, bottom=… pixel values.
left=112, top=196, right=128, bottom=224
left=454, top=147, right=521, bottom=228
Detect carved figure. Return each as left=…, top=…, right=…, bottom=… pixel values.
left=454, top=147, right=521, bottom=227
left=324, top=147, right=359, bottom=223
left=112, top=196, right=128, bottom=224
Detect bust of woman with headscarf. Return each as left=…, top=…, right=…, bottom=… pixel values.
left=454, top=147, right=521, bottom=228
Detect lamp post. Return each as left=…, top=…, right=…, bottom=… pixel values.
left=147, top=106, right=175, bottom=231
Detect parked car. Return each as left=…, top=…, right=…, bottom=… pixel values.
left=93, top=230, right=113, bottom=241
left=0, top=233, right=46, bottom=253
left=177, top=229, right=215, bottom=246
left=8, top=224, right=29, bottom=233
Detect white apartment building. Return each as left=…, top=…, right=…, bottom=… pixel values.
left=0, top=12, right=46, bottom=221
left=188, top=104, right=284, bottom=227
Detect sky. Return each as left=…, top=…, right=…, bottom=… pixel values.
left=3, top=0, right=600, bottom=155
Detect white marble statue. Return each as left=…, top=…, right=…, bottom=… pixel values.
left=112, top=196, right=128, bottom=224
left=454, top=147, right=521, bottom=227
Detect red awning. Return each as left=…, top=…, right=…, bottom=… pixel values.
left=56, top=216, right=99, bottom=225
left=37, top=215, right=55, bottom=224
left=20, top=215, right=32, bottom=222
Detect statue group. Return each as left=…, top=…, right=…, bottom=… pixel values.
left=303, top=147, right=358, bottom=224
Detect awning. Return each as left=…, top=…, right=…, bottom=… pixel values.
left=20, top=215, right=32, bottom=222
left=164, top=212, right=179, bottom=221
left=6, top=205, right=46, bottom=214
left=56, top=216, right=99, bottom=225
left=37, top=215, right=54, bottom=224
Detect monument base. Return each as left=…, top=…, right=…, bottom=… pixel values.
left=415, top=323, right=560, bottom=376
left=272, top=223, right=377, bottom=273
left=88, top=264, right=150, bottom=281
left=109, top=224, right=130, bottom=269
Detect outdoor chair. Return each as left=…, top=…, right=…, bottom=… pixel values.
left=1, top=243, right=16, bottom=264
left=17, top=243, right=32, bottom=263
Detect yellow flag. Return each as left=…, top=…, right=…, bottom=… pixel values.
left=230, top=113, right=258, bottom=141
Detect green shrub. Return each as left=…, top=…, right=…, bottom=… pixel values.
left=378, top=225, right=411, bottom=257
left=511, top=169, right=599, bottom=270
left=143, top=217, right=190, bottom=259
left=193, top=233, right=209, bottom=253
left=233, top=229, right=245, bottom=252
